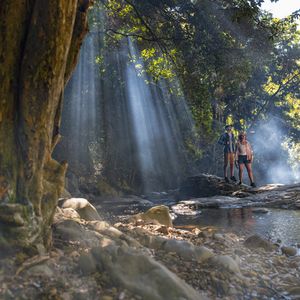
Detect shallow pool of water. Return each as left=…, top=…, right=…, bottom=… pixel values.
left=175, top=208, right=300, bottom=246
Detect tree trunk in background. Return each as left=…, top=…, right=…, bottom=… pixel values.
left=0, top=0, right=91, bottom=251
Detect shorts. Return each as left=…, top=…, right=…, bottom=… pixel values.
left=238, top=155, right=251, bottom=165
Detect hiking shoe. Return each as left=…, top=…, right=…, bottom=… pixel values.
left=225, top=177, right=229, bottom=183
left=251, top=182, right=256, bottom=188
left=230, top=176, right=237, bottom=182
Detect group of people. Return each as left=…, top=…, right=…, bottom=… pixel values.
left=218, top=124, right=256, bottom=187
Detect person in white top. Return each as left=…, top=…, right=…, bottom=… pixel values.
left=235, top=132, right=256, bottom=187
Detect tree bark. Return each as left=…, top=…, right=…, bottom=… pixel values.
left=0, top=0, right=91, bottom=251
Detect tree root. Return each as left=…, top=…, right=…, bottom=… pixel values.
left=15, top=255, right=50, bottom=276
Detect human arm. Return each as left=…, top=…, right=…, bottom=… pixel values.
left=217, top=133, right=226, bottom=145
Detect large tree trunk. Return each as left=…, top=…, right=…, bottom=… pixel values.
left=0, top=0, right=91, bottom=252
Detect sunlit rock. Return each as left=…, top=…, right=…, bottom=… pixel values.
left=132, top=205, right=173, bottom=227
left=62, top=208, right=81, bottom=220
left=61, top=198, right=101, bottom=221
left=252, top=208, right=269, bottom=214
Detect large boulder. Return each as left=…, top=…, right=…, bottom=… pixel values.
left=61, top=198, right=101, bottom=221
left=52, top=219, right=103, bottom=248
left=53, top=219, right=86, bottom=241
left=178, top=174, right=251, bottom=199
left=91, top=245, right=206, bottom=300
left=132, top=205, right=173, bottom=227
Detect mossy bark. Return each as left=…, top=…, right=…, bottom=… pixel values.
left=0, top=0, right=91, bottom=251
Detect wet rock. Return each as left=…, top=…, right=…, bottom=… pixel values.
left=176, top=196, right=242, bottom=210
left=91, top=245, right=204, bottom=300
left=252, top=208, right=269, bottom=214
left=171, top=203, right=202, bottom=216
left=133, top=205, right=173, bottom=227
left=62, top=198, right=101, bottom=221
left=281, top=246, right=297, bottom=257
left=244, top=235, right=277, bottom=251
left=210, top=255, right=240, bottom=274
left=178, top=174, right=247, bottom=198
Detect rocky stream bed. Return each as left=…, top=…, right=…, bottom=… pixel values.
left=1, top=174, right=300, bottom=300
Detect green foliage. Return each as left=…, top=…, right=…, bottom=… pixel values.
left=92, top=0, right=300, bottom=168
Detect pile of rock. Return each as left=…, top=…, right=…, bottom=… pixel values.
left=2, top=197, right=299, bottom=300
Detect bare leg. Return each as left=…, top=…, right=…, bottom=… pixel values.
left=239, top=163, right=244, bottom=183
left=245, top=163, right=254, bottom=183
left=223, top=153, right=229, bottom=178
left=229, top=153, right=235, bottom=177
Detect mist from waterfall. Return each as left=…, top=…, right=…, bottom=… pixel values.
left=125, top=38, right=194, bottom=191
left=56, top=34, right=100, bottom=175
left=57, top=33, right=196, bottom=193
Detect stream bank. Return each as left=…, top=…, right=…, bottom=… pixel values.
left=1, top=175, right=300, bottom=299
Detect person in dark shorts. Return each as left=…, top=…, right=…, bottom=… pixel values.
left=235, top=132, right=256, bottom=187
left=218, top=124, right=237, bottom=183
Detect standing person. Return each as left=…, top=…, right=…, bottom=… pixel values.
left=235, top=132, right=256, bottom=187
left=218, top=124, right=237, bottom=183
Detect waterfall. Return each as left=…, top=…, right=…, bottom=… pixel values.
left=56, top=34, right=100, bottom=174
left=57, top=33, right=196, bottom=192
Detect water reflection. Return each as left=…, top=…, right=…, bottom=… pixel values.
left=176, top=208, right=300, bottom=246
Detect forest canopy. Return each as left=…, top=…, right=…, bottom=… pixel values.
left=83, top=0, right=300, bottom=181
